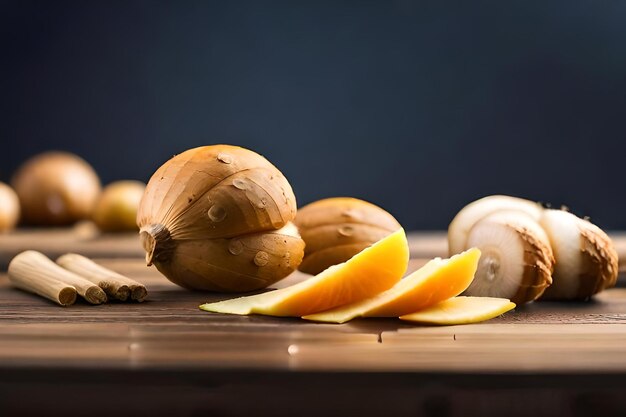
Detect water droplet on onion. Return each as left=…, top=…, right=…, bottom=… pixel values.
left=341, top=209, right=362, bottom=221
left=216, top=153, right=233, bottom=164
left=338, top=225, right=354, bottom=237
left=228, top=239, right=244, bottom=255
left=232, top=178, right=247, bottom=190
left=254, top=251, right=269, bottom=266
left=208, top=205, right=227, bottom=222
left=256, top=197, right=267, bottom=209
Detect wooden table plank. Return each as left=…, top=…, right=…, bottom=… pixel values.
left=0, top=230, right=625, bottom=416
left=0, top=256, right=626, bottom=373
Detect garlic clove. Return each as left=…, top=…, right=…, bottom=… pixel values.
left=539, top=209, right=618, bottom=300
left=463, top=211, right=554, bottom=304
left=448, top=195, right=543, bottom=256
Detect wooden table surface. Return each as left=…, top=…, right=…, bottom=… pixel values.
left=2, top=228, right=626, bottom=417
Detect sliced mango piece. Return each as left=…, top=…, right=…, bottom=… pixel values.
left=199, top=228, right=409, bottom=317
left=303, top=248, right=481, bottom=323
left=399, top=296, right=515, bottom=325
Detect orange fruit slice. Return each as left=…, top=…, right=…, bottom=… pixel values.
left=199, top=228, right=409, bottom=317
left=400, top=296, right=515, bottom=325
left=303, top=248, right=480, bottom=323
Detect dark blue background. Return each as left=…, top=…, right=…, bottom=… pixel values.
left=1, top=1, right=625, bottom=229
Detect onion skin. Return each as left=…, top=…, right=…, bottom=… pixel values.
left=464, top=211, right=554, bottom=305
left=576, top=223, right=619, bottom=298
left=0, top=182, right=20, bottom=232
left=146, top=223, right=304, bottom=292
left=11, top=152, right=101, bottom=225
left=451, top=196, right=618, bottom=302
left=539, top=210, right=618, bottom=301
left=137, top=145, right=304, bottom=292
left=516, top=230, right=555, bottom=303
left=294, top=197, right=401, bottom=275
left=448, top=195, right=543, bottom=256
left=93, top=180, right=146, bottom=232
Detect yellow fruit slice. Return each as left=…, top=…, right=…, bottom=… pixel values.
left=303, top=248, right=481, bottom=323
left=399, top=296, right=515, bottom=325
left=199, top=228, right=409, bottom=317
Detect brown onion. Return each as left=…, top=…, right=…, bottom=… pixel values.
left=12, top=152, right=101, bottom=225
left=294, top=197, right=401, bottom=275
left=0, top=182, right=20, bottom=232
left=93, top=180, right=146, bottom=232
left=137, top=145, right=305, bottom=292
left=539, top=209, right=618, bottom=300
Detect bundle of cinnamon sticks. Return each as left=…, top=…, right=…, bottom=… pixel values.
left=8, top=251, right=147, bottom=306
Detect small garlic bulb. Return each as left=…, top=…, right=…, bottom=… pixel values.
left=137, top=145, right=305, bottom=292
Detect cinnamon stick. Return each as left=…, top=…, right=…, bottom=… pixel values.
left=57, top=253, right=147, bottom=302
left=8, top=251, right=106, bottom=305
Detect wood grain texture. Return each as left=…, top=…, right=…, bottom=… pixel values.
left=0, top=254, right=626, bottom=372
left=0, top=229, right=626, bottom=416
